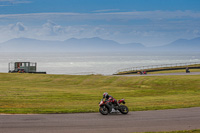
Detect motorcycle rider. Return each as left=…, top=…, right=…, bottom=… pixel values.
left=103, top=92, right=118, bottom=106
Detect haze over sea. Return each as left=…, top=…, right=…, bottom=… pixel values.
left=0, top=52, right=199, bottom=75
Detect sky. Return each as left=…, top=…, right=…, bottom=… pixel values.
left=0, top=0, right=200, bottom=46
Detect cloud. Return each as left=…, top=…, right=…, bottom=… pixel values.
left=193, top=30, right=200, bottom=36
left=92, top=9, right=120, bottom=13
left=0, top=4, right=9, bottom=6
left=10, top=22, right=27, bottom=32
left=0, top=0, right=12, bottom=1
left=0, top=10, right=200, bottom=46
left=0, top=21, right=199, bottom=46
left=0, top=21, right=109, bottom=43
left=0, top=0, right=31, bottom=3
left=1, top=10, right=200, bottom=21
left=0, top=22, right=28, bottom=43
left=0, top=0, right=31, bottom=6
left=39, top=20, right=65, bottom=36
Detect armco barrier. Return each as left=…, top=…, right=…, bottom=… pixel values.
left=114, top=62, right=200, bottom=75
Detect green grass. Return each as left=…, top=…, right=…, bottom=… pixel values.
left=137, top=129, right=200, bottom=133
left=0, top=73, right=200, bottom=114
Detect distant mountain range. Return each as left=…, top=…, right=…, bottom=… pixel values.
left=153, top=37, right=200, bottom=51
left=0, top=37, right=199, bottom=52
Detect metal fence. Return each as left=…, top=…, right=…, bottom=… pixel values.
left=115, top=62, right=200, bottom=74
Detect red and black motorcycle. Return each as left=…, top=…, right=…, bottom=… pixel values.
left=99, top=98, right=129, bottom=115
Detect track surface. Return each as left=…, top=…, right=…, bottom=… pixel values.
left=1, top=107, right=200, bottom=133
left=114, top=72, right=200, bottom=76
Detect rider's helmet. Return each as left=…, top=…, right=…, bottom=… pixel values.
left=103, top=92, right=108, bottom=99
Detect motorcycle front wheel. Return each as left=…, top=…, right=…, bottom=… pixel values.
left=119, top=105, right=129, bottom=114
left=99, top=106, right=109, bottom=115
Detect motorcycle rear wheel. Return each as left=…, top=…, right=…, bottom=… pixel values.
left=119, top=105, right=129, bottom=114
left=99, top=106, right=109, bottom=115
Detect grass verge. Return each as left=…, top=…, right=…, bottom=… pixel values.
left=0, top=73, right=200, bottom=114
left=137, top=129, right=200, bottom=133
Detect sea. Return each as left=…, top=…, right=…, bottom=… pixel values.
left=0, top=52, right=200, bottom=75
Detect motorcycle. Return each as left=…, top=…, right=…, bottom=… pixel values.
left=99, top=98, right=129, bottom=115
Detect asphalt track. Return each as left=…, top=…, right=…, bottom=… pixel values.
left=114, top=72, right=200, bottom=76
left=1, top=107, right=200, bottom=133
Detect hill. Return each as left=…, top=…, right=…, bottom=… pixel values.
left=0, top=37, right=145, bottom=52
left=156, top=37, right=200, bottom=51
left=0, top=37, right=200, bottom=52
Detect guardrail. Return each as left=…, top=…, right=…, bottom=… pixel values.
left=114, top=62, right=200, bottom=74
